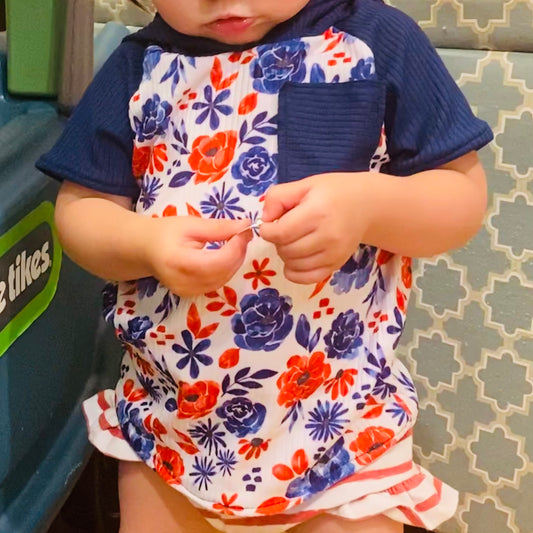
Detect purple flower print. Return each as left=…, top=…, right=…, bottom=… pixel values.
left=117, top=399, right=155, bottom=461
left=330, top=246, right=376, bottom=294
left=192, top=86, right=233, bottom=130
left=285, top=438, right=355, bottom=499
left=117, top=316, right=153, bottom=350
left=232, top=288, right=293, bottom=351
left=134, top=94, right=172, bottom=142
left=102, top=282, right=117, bottom=324
left=216, top=397, right=266, bottom=438
left=251, top=40, right=308, bottom=94
left=350, top=57, right=375, bottom=80
left=324, top=310, right=364, bottom=360
left=231, top=146, right=278, bottom=196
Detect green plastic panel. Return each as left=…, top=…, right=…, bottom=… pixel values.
left=5, top=0, right=67, bottom=96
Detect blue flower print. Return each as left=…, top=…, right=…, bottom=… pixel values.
left=190, top=456, right=216, bottom=491
left=305, top=400, right=350, bottom=442
left=117, top=316, right=153, bottom=349
left=192, top=85, right=233, bottom=130
left=142, top=46, right=162, bottom=81
left=102, top=282, right=117, bottom=324
left=134, top=94, right=172, bottom=142
left=189, top=418, right=226, bottom=455
left=231, top=146, right=278, bottom=196
left=216, top=449, right=237, bottom=476
left=232, top=288, right=293, bottom=351
left=324, top=310, right=364, bottom=360
left=330, top=246, right=377, bottom=294
left=251, top=40, right=308, bottom=94
left=117, top=399, right=155, bottom=461
left=216, top=397, right=266, bottom=438
left=138, top=374, right=162, bottom=401
left=137, top=276, right=159, bottom=299
left=285, top=438, right=355, bottom=499
left=350, top=57, right=375, bottom=81
left=139, top=176, right=163, bottom=210
left=172, top=330, right=213, bottom=379
left=364, top=344, right=397, bottom=400
left=200, top=183, right=245, bottom=219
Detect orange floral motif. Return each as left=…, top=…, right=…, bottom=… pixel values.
left=243, top=258, right=276, bottom=289
left=188, top=130, right=237, bottom=184
left=401, top=257, right=412, bottom=288
left=349, top=426, right=395, bottom=466
left=238, top=437, right=270, bottom=460
left=149, top=143, right=168, bottom=174
left=277, top=352, right=331, bottom=408
left=212, top=493, right=244, bottom=515
left=255, top=496, right=291, bottom=515
left=153, top=445, right=184, bottom=484
left=132, top=145, right=151, bottom=177
left=177, top=380, right=220, bottom=419
left=323, top=368, right=358, bottom=400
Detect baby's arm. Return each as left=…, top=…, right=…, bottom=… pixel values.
left=260, top=151, right=486, bottom=284
left=55, top=181, right=252, bottom=296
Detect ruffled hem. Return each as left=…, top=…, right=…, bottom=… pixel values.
left=84, top=389, right=140, bottom=462
left=83, top=389, right=457, bottom=531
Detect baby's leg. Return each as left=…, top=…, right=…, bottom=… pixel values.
left=118, top=460, right=219, bottom=533
left=290, top=512, right=404, bottom=533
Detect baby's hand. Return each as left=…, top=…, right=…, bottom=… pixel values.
left=144, top=216, right=252, bottom=297
left=260, top=173, right=370, bottom=284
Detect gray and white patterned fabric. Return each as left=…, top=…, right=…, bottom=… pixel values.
left=385, top=1, right=533, bottom=532
left=94, top=0, right=154, bottom=26
left=93, top=1, right=533, bottom=531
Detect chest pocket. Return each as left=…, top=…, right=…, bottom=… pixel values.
left=277, top=80, right=386, bottom=183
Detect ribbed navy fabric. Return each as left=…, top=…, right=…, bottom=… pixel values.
left=278, top=81, right=386, bottom=182
left=36, top=0, right=493, bottom=197
left=337, top=2, right=493, bottom=175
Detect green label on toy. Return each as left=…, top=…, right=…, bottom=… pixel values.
left=0, top=202, right=62, bottom=357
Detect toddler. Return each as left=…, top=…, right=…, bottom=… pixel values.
left=37, top=0, right=493, bottom=532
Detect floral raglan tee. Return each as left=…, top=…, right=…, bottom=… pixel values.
left=37, top=0, right=493, bottom=527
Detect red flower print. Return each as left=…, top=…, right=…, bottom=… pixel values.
left=218, top=348, right=240, bottom=369
left=272, top=448, right=308, bottom=481
left=123, top=378, right=148, bottom=402
left=396, top=288, right=407, bottom=313
left=276, top=352, right=331, bottom=408
left=177, top=380, right=220, bottom=419
left=132, top=145, right=151, bottom=177
left=149, top=143, right=168, bottom=174
left=212, top=493, right=244, bottom=515
left=206, top=286, right=238, bottom=317
left=210, top=57, right=239, bottom=91
left=324, top=368, right=358, bottom=400
left=153, top=445, right=184, bottom=485
left=144, top=414, right=167, bottom=439
left=349, top=426, right=395, bottom=466
left=188, top=131, right=237, bottom=184
left=377, top=249, right=394, bottom=266
left=255, top=496, right=291, bottom=515
left=243, top=258, right=276, bottom=289
left=368, top=311, right=388, bottom=333
left=401, top=257, right=412, bottom=288
left=238, top=437, right=270, bottom=460
left=238, top=93, right=258, bottom=115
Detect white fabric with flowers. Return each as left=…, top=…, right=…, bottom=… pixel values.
left=84, top=28, right=451, bottom=524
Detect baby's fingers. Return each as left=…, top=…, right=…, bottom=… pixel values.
left=186, top=217, right=252, bottom=243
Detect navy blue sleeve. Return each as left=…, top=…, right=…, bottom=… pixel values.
left=339, top=1, right=493, bottom=176
left=36, top=41, right=145, bottom=198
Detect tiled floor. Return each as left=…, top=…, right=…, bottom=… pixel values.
left=47, top=453, right=431, bottom=533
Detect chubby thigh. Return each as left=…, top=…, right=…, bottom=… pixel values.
left=118, top=460, right=403, bottom=533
